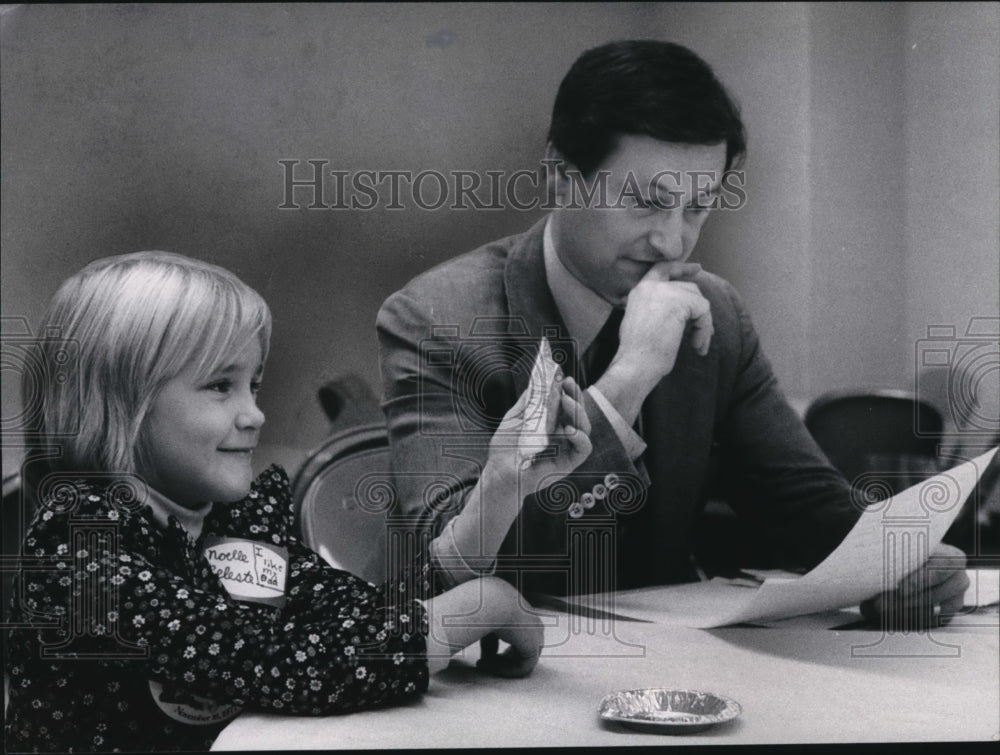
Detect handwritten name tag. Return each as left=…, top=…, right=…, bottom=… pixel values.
left=203, top=537, right=288, bottom=607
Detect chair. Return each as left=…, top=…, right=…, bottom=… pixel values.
left=804, top=389, right=944, bottom=496
left=316, top=374, right=382, bottom=433
left=291, top=423, right=394, bottom=584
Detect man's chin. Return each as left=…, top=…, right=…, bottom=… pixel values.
left=603, top=278, right=635, bottom=306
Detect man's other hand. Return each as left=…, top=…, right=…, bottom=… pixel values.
left=859, top=543, right=970, bottom=629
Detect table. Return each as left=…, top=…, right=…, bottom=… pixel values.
left=212, top=575, right=999, bottom=748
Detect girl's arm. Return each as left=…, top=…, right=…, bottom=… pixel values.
left=15, top=486, right=430, bottom=716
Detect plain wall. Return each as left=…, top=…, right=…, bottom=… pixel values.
left=904, top=2, right=1000, bottom=436
left=2, top=3, right=997, bottom=474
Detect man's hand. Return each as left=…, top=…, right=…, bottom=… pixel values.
left=859, top=543, right=970, bottom=629
left=595, top=261, right=713, bottom=425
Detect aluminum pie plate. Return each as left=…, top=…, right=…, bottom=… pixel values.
left=598, top=688, right=742, bottom=734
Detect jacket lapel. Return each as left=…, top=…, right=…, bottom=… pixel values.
left=502, top=216, right=580, bottom=396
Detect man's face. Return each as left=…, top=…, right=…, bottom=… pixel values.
left=549, top=134, right=728, bottom=304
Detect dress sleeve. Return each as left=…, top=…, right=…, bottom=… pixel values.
left=15, top=478, right=431, bottom=717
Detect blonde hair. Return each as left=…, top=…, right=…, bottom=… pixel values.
left=27, top=251, right=272, bottom=477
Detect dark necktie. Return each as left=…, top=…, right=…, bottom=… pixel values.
left=584, top=307, right=625, bottom=387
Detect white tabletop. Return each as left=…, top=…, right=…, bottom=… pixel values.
left=212, top=573, right=999, bottom=749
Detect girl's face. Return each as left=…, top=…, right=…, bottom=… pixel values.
left=139, top=339, right=265, bottom=508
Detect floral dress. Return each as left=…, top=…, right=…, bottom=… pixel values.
left=5, top=466, right=437, bottom=752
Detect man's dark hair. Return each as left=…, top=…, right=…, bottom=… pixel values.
left=548, top=40, right=747, bottom=175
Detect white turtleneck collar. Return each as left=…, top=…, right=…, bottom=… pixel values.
left=142, top=485, right=214, bottom=542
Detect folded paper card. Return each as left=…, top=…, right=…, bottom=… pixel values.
left=517, top=337, right=561, bottom=464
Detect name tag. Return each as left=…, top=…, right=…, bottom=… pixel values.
left=203, top=537, right=288, bottom=607
left=149, top=680, right=241, bottom=726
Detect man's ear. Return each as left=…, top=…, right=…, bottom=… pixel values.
left=544, top=143, right=573, bottom=204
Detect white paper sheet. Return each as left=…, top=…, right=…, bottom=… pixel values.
left=559, top=447, right=998, bottom=627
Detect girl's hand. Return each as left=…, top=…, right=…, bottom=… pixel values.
left=486, top=373, right=593, bottom=495
left=443, top=361, right=593, bottom=581
left=474, top=577, right=545, bottom=678
left=423, top=577, right=544, bottom=677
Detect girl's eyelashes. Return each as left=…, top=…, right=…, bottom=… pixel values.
left=206, top=379, right=233, bottom=394
left=203, top=378, right=263, bottom=394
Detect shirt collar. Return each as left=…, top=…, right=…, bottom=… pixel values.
left=543, top=216, right=614, bottom=354
left=143, top=485, right=214, bottom=542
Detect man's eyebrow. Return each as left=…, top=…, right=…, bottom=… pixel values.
left=691, top=186, right=721, bottom=204
left=648, top=181, right=685, bottom=206
left=648, top=182, right=721, bottom=206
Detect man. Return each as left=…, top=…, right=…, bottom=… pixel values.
left=377, top=40, right=967, bottom=623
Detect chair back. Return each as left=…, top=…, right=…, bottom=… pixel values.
left=291, top=423, right=394, bottom=584
left=804, top=389, right=943, bottom=495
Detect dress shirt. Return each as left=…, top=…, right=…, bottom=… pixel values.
left=542, top=218, right=646, bottom=461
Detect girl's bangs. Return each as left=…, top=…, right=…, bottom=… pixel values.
left=183, top=278, right=271, bottom=381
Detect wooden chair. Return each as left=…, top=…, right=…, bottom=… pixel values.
left=290, top=423, right=394, bottom=584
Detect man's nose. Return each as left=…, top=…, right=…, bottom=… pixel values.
left=648, top=211, right=686, bottom=261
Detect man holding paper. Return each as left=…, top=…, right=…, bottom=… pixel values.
left=376, top=40, right=968, bottom=625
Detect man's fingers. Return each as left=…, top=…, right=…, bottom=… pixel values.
left=669, top=280, right=702, bottom=296
left=930, top=568, right=970, bottom=605
left=937, top=590, right=966, bottom=625
left=861, top=563, right=971, bottom=628
left=688, top=299, right=714, bottom=356
left=666, top=261, right=703, bottom=280
left=648, top=261, right=703, bottom=281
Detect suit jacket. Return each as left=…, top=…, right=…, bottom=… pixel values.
left=377, top=217, right=860, bottom=595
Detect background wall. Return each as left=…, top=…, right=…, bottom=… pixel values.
left=2, top=2, right=997, bottom=476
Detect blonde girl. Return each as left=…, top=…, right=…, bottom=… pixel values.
left=5, top=252, right=555, bottom=752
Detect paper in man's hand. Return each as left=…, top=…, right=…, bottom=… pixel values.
left=518, top=337, right=562, bottom=465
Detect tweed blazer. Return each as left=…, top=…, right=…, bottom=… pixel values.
left=377, top=217, right=859, bottom=594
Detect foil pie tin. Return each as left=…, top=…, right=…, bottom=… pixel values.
left=598, top=688, right=742, bottom=734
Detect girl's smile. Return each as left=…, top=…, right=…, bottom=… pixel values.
left=139, top=339, right=265, bottom=508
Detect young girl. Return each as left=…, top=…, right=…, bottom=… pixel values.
left=5, top=251, right=592, bottom=752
